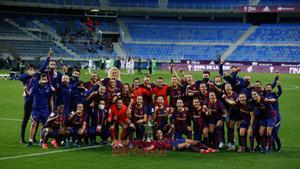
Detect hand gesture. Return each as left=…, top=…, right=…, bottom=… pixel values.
left=276, top=81, right=281, bottom=86
left=62, top=65, right=68, bottom=73
left=90, top=102, right=95, bottom=107
left=53, top=69, right=58, bottom=78
left=113, top=115, right=118, bottom=121
left=170, top=124, right=175, bottom=129
left=137, top=119, right=144, bottom=124
left=48, top=48, right=53, bottom=57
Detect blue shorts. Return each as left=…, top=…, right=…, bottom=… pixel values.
left=208, top=116, right=223, bottom=125
left=32, top=109, right=49, bottom=125
left=70, top=127, right=79, bottom=136
left=259, top=117, right=276, bottom=128
left=240, top=119, right=250, bottom=129
left=229, top=110, right=240, bottom=121
left=49, top=130, right=59, bottom=138
left=88, top=127, right=97, bottom=135
left=267, top=117, right=276, bottom=127
left=41, top=128, right=59, bottom=138
left=276, top=113, right=281, bottom=124
left=172, top=138, right=186, bottom=149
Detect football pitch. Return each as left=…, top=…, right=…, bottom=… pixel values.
left=0, top=69, right=300, bottom=169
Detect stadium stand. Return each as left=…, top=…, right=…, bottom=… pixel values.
left=123, top=43, right=228, bottom=60
left=0, top=19, right=32, bottom=39
left=65, top=42, right=117, bottom=58
left=0, top=39, right=72, bottom=57
left=2, top=0, right=300, bottom=9
left=259, top=0, right=300, bottom=5
left=109, top=0, right=158, bottom=8
left=0, top=13, right=299, bottom=62
left=13, top=17, right=39, bottom=29
left=245, top=24, right=300, bottom=44
left=41, top=18, right=85, bottom=36
left=97, top=21, right=119, bottom=32
left=167, top=0, right=249, bottom=9
left=228, top=46, right=300, bottom=62
left=124, top=18, right=250, bottom=43
left=1, top=0, right=100, bottom=6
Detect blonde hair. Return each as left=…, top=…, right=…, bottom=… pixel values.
left=108, top=67, right=121, bottom=80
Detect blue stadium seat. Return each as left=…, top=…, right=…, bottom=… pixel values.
left=109, top=0, right=158, bottom=8
left=124, top=18, right=250, bottom=43
left=123, top=43, right=228, bottom=61
left=2, top=0, right=100, bottom=6
left=245, top=24, right=300, bottom=44
left=0, top=19, right=32, bottom=38
left=167, top=0, right=249, bottom=9
left=0, top=40, right=72, bottom=57
left=228, top=46, right=300, bottom=62
left=259, top=0, right=300, bottom=5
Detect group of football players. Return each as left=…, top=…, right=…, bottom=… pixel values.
left=19, top=51, right=282, bottom=154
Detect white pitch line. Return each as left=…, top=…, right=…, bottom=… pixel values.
left=0, top=117, right=22, bottom=122
left=0, top=145, right=103, bottom=161
left=0, top=144, right=299, bottom=161
left=282, top=84, right=300, bottom=90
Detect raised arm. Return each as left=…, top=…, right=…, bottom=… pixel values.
left=271, top=73, right=279, bottom=89
left=276, top=81, right=282, bottom=97
left=40, top=49, right=53, bottom=73
left=172, top=68, right=181, bottom=81
left=219, top=62, right=224, bottom=76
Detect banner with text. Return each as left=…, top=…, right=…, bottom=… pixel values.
left=161, top=63, right=300, bottom=74
left=238, top=5, right=300, bottom=13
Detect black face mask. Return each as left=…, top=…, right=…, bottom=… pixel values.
left=49, top=67, right=55, bottom=72
left=62, top=82, right=69, bottom=86
left=216, top=84, right=223, bottom=88
left=255, top=87, right=261, bottom=91
left=265, top=89, right=272, bottom=93
left=245, top=80, right=250, bottom=86
left=203, top=78, right=209, bottom=83
left=73, top=76, right=79, bottom=81
left=78, top=87, right=85, bottom=92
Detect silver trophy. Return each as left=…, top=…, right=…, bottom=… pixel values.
left=145, top=119, right=154, bottom=142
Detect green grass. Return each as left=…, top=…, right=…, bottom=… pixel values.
left=0, top=69, right=300, bottom=169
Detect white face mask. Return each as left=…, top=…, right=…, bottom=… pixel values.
left=99, top=104, right=105, bottom=110
left=215, top=82, right=222, bottom=86
left=40, top=80, right=47, bottom=85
